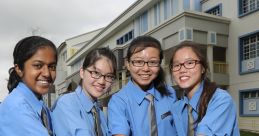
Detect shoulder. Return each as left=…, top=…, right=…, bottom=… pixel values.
left=52, top=92, right=77, bottom=110
left=209, top=88, right=234, bottom=107
left=110, top=84, right=131, bottom=100
left=165, top=85, right=177, bottom=98
left=0, top=89, right=31, bottom=114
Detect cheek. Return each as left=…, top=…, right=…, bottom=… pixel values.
left=51, top=71, right=56, bottom=79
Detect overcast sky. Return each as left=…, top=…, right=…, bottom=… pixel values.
left=0, top=0, right=136, bottom=101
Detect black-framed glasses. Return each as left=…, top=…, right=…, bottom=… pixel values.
left=85, top=69, right=115, bottom=83
left=130, top=60, right=160, bottom=67
left=171, top=60, right=200, bottom=72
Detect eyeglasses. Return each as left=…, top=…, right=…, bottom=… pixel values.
left=85, top=69, right=115, bottom=83
left=130, top=60, right=160, bottom=67
left=171, top=60, right=200, bottom=72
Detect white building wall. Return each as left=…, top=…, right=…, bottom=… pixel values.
left=202, top=0, right=259, bottom=131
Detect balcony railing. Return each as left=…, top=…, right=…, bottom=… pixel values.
left=213, top=61, right=228, bottom=74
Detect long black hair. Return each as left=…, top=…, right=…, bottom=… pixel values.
left=8, top=36, right=57, bottom=92
left=126, top=35, right=170, bottom=96
left=169, top=41, right=217, bottom=123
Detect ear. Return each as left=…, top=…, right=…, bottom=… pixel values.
left=79, top=68, right=85, bottom=79
left=125, top=59, right=130, bottom=70
left=201, top=67, right=205, bottom=74
left=14, top=64, right=23, bottom=77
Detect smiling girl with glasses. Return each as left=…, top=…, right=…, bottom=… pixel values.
left=52, top=47, right=116, bottom=136
left=108, top=35, right=177, bottom=136
left=170, top=41, right=240, bottom=136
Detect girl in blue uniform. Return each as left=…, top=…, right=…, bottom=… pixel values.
left=108, top=36, right=177, bottom=136
left=52, top=48, right=117, bottom=136
left=169, top=41, right=240, bottom=136
left=0, top=36, right=57, bottom=135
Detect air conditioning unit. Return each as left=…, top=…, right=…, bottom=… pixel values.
left=208, top=31, right=217, bottom=45
left=246, top=60, right=255, bottom=70
left=248, top=101, right=256, bottom=111
left=178, top=27, right=193, bottom=42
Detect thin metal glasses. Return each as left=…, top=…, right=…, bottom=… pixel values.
left=85, top=69, right=115, bottom=83
left=171, top=60, right=200, bottom=72
left=130, top=60, right=160, bottom=67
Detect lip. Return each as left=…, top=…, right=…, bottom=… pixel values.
left=179, top=75, right=190, bottom=81
left=37, top=80, right=51, bottom=86
left=94, top=85, right=105, bottom=92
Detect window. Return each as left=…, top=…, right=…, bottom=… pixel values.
left=140, top=11, right=148, bottom=33
left=239, top=31, right=259, bottom=73
left=206, top=4, right=222, bottom=16
left=116, top=30, right=134, bottom=45
left=239, top=0, right=259, bottom=16
left=164, top=0, right=170, bottom=20
left=240, top=33, right=259, bottom=60
left=154, top=3, right=160, bottom=26
left=240, top=89, right=259, bottom=116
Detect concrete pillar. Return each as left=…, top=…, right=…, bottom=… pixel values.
left=207, top=44, right=214, bottom=81
left=122, top=70, right=127, bottom=86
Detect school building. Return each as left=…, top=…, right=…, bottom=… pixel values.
left=50, top=0, right=259, bottom=132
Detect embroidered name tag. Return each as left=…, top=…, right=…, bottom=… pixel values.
left=161, top=111, right=172, bottom=119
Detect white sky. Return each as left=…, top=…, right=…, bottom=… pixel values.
left=0, top=0, right=136, bottom=101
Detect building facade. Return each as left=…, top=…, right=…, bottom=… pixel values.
left=56, top=0, right=259, bottom=132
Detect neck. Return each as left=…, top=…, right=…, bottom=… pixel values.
left=185, top=81, right=202, bottom=100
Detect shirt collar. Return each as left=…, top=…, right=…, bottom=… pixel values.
left=17, top=82, right=44, bottom=116
left=127, top=79, right=162, bottom=105
left=182, top=80, right=204, bottom=112
left=75, top=86, right=94, bottom=113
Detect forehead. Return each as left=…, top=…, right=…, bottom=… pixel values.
left=174, top=47, right=199, bottom=60
left=27, top=47, right=57, bottom=63
left=131, top=47, right=160, bottom=58
left=89, top=57, right=114, bottom=73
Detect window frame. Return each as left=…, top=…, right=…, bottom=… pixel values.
left=239, top=30, right=259, bottom=74
left=239, top=89, right=259, bottom=117
left=205, top=3, right=222, bottom=16
left=238, top=0, right=259, bottom=17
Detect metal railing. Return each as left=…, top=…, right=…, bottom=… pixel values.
left=213, top=61, right=228, bottom=74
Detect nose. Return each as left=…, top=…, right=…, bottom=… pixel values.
left=180, top=65, right=188, bottom=73
left=42, top=65, right=51, bottom=77
left=142, top=62, right=150, bottom=71
left=97, top=75, right=106, bottom=84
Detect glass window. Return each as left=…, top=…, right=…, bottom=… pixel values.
left=251, top=91, right=257, bottom=98
left=164, top=0, right=170, bottom=20
left=243, top=92, right=250, bottom=98
left=239, top=0, right=259, bottom=16
left=154, top=3, right=160, bottom=26
left=140, top=11, right=148, bottom=33
left=206, top=4, right=222, bottom=16
left=241, top=32, right=259, bottom=60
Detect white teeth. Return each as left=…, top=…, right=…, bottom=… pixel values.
left=38, top=80, right=49, bottom=84
left=140, top=74, right=149, bottom=78
left=180, top=76, right=189, bottom=80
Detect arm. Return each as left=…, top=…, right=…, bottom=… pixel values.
left=1, top=103, right=49, bottom=136
left=196, top=90, right=238, bottom=136
left=52, top=96, right=93, bottom=136
left=108, top=94, right=130, bottom=136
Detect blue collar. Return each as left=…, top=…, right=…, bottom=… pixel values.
left=75, top=86, right=95, bottom=113
left=17, top=82, right=44, bottom=116
left=126, top=79, right=162, bottom=105
left=181, top=81, right=204, bottom=112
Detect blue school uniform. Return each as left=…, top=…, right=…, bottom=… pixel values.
left=108, top=79, right=177, bottom=136
left=0, top=82, right=51, bottom=136
left=172, top=81, right=240, bottom=136
left=52, top=86, right=109, bottom=136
